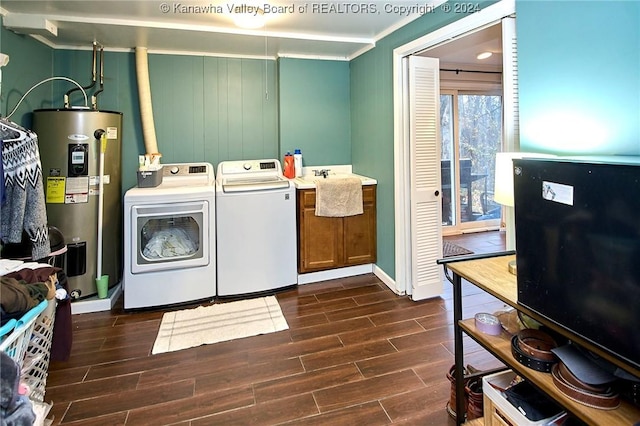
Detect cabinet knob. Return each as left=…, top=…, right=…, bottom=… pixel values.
left=434, top=190, right=440, bottom=197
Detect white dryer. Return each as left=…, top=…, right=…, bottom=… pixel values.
left=216, top=159, right=297, bottom=296
left=123, top=163, right=216, bottom=309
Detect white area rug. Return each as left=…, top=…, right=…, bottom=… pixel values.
left=152, top=296, right=288, bottom=355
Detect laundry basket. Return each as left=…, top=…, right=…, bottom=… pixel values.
left=22, top=299, right=57, bottom=403
left=0, top=300, right=49, bottom=367
left=0, top=319, right=20, bottom=353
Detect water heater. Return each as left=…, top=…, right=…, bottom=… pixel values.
left=33, top=109, right=123, bottom=300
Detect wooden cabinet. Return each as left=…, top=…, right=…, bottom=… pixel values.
left=297, top=185, right=376, bottom=273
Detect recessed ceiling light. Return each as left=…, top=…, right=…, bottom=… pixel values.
left=477, top=51, right=493, bottom=60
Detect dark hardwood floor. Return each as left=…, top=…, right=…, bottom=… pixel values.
left=45, top=231, right=507, bottom=425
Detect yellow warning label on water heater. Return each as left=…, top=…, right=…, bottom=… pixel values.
left=46, top=177, right=66, bottom=204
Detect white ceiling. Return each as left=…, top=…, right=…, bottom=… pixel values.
left=0, top=0, right=456, bottom=60
left=418, top=23, right=503, bottom=68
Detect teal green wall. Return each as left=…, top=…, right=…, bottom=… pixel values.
left=517, top=1, right=640, bottom=155
left=46, top=50, right=278, bottom=191
left=350, top=2, right=498, bottom=278
left=0, top=24, right=53, bottom=123
left=201, top=57, right=278, bottom=163
left=278, top=58, right=351, bottom=166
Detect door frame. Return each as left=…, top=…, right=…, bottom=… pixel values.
left=392, top=0, right=516, bottom=296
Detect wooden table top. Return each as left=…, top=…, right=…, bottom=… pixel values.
left=445, top=254, right=517, bottom=306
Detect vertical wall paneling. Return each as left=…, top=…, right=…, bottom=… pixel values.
left=278, top=58, right=351, bottom=166
left=148, top=54, right=205, bottom=163
left=211, top=57, right=229, bottom=162
left=204, top=57, right=278, bottom=166
left=242, top=59, right=266, bottom=160
left=263, top=59, right=278, bottom=160
left=54, top=49, right=93, bottom=109
left=242, top=59, right=261, bottom=159
left=202, top=57, right=219, bottom=163
left=227, top=59, right=244, bottom=160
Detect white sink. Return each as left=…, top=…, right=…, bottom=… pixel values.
left=293, top=173, right=376, bottom=189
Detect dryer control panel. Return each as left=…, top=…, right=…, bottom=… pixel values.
left=162, top=163, right=210, bottom=177
left=217, top=159, right=282, bottom=177
left=157, top=162, right=215, bottom=187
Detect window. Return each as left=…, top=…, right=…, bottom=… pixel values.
left=441, top=91, right=502, bottom=231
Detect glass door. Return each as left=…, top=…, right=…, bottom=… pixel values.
left=441, top=91, right=502, bottom=233
left=131, top=201, right=209, bottom=273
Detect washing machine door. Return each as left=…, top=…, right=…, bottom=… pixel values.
left=130, top=201, right=210, bottom=274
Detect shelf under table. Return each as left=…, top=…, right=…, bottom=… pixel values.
left=460, top=318, right=640, bottom=426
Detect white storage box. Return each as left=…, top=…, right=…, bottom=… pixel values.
left=482, top=370, right=567, bottom=426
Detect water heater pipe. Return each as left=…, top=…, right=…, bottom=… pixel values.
left=65, top=41, right=97, bottom=108
left=91, top=45, right=104, bottom=110
left=135, top=47, right=159, bottom=155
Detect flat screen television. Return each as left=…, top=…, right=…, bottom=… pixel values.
left=513, top=157, right=640, bottom=375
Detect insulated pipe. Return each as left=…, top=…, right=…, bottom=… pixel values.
left=135, top=46, right=159, bottom=155
left=92, top=46, right=105, bottom=110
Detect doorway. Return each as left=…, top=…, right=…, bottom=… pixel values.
left=392, top=0, right=517, bottom=299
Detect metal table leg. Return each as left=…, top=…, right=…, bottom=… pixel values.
left=452, top=270, right=466, bottom=426
left=437, top=251, right=516, bottom=425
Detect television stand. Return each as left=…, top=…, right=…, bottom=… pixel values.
left=440, top=252, right=640, bottom=426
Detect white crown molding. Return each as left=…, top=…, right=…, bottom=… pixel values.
left=349, top=0, right=448, bottom=60
left=277, top=53, right=350, bottom=62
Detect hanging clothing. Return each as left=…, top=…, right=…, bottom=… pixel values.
left=0, top=119, right=50, bottom=260
left=0, top=149, right=4, bottom=206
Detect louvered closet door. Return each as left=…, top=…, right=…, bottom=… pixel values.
left=408, top=56, right=443, bottom=300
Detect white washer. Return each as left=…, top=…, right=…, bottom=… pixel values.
left=123, top=163, right=216, bottom=309
left=216, top=159, right=297, bottom=296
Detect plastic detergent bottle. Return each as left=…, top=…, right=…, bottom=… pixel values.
left=283, top=152, right=295, bottom=178
left=294, top=149, right=303, bottom=177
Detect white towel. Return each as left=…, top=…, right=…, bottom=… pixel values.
left=315, top=177, right=363, bottom=217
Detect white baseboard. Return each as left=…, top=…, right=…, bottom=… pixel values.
left=296, top=264, right=406, bottom=298
left=373, top=264, right=404, bottom=296
left=71, top=283, right=122, bottom=315
left=297, top=264, right=373, bottom=284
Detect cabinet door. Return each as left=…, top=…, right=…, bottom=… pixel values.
left=343, top=185, right=377, bottom=265
left=300, top=207, right=343, bottom=272
left=298, top=189, right=342, bottom=273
